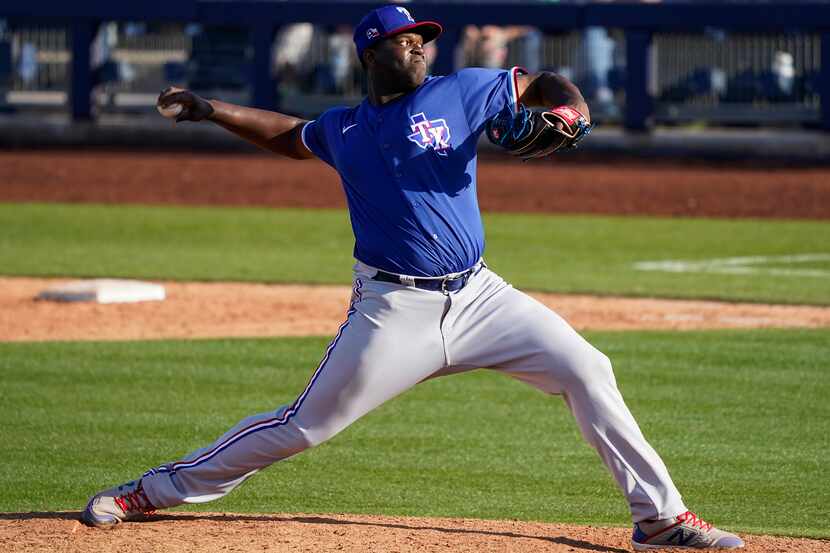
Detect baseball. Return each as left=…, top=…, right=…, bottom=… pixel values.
left=156, top=102, right=183, bottom=119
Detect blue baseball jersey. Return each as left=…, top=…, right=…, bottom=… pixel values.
left=302, top=67, right=522, bottom=277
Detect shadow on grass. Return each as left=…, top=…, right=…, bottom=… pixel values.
left=0, top=512, right=629, bottom=553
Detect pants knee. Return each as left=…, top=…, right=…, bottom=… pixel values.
left=295, top=419, right=347, bottom=448
left=231, top=407, right=318, bottom=458
left=285, top=408, right=346, bottom=450
left=270, top=406, right=320, bottom=454
left=559, top=349, right=616, bottom=390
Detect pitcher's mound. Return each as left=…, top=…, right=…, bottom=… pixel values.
left=4, top=511, right=827, bottom=553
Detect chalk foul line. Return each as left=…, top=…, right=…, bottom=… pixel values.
left=633, top=253, right=830, bottom=278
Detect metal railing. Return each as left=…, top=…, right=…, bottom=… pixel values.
left=652, top=31, right=821, bottom=124
left=1, top=1, right=828, bottom=130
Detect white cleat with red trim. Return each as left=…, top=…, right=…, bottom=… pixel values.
left=632, top=511, right=744, bottom=550
left=81, top=479, right=157, bottom=528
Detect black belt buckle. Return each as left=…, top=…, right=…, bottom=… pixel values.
left=440, top=268, right=471, bottom=295
left=440, top=276, right=452, bottom=295
left=372, top=265, right=477, bottom=293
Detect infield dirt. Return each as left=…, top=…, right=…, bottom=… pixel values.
left=2, top=277, right=830, bottom=342
left=1, top=150, right=829, bottom=218
left=3, top=512, right=829, bottom=553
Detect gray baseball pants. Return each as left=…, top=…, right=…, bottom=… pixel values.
left=141, top=261, right=686, bottom=522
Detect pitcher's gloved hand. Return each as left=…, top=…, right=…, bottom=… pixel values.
left=157, top=87, right=215, bottom=123
left=486, top=103, right=593, bottom=160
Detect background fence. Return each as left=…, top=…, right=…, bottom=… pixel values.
left=1, top=1, right=828, bottom=130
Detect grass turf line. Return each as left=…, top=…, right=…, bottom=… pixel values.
left=1, top=329, right=828, bottom=538
left=1, top=202, right=829, bottom=304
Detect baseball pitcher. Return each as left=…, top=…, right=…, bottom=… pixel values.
left=83, top=6, right=743, bottom=550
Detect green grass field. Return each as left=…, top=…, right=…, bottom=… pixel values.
left=1, top=202, right=829, bottom=304
left=1, top=330, right=828, bottom=537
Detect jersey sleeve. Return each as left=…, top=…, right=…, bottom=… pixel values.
left=300, top=108, right=343, bottom=167
left=455, top=66, right=524, bottom=134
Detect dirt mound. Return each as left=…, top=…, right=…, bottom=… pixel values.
left=3, top=511, right=827, bottom=553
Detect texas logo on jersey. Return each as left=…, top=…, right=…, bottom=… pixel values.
left=407, top=112, right=451, bottom=156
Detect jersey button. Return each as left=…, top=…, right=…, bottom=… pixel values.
left=431, top=234, right=439, bottom=240
left=383, top=143, right=390, bottom=149
left=394, top=171, right=402, bottom=178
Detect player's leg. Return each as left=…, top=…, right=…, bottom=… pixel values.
left=444, top=267, right=743, bottom=548
left=82, top=274, right=449, bottom=526
left=443, top=267, right=685, bottom=522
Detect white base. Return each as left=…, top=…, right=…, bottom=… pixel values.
left=38, top=279, right=166, bottom=304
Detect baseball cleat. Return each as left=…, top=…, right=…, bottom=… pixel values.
left=81, top=478, right=157, bottom=528
left=632, top=511, right=744, bottom=550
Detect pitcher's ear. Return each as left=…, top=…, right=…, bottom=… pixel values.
left=362, top=48, right=375, bottom=69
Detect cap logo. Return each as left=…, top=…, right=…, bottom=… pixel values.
left=396, top=7, right=415, bottom=23
left=366, top=27, right=380, bottom=39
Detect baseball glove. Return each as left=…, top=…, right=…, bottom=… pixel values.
left=486, top=104, right=593, bottom=160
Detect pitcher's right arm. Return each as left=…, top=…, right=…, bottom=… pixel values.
left=157, top=87, right=314, bottom=160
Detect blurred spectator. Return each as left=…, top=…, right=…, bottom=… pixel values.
left=91, top=22, right=136, bottom=87
left=328, top=25, right=355, bottom=93
left=771, top=50, right=795, bottom=97
left=578, top=26, right=616, bottom=108
left=274, top=23, right=315, bottom=92
left=724, top=49, right=797, bottom=103
left=18, top=41, right=37, bottom=85
left=91, top=22, right=117, bottom=67
left=659, top=67, right=726, bottom=102
left=459, top=25, right=541, bottom=71
left=275, top=23, right=364, bottom=95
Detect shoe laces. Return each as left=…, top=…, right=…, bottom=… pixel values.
left=677, top=511, right=713, bottom=532
left=114, top=482, right=156, bottom=516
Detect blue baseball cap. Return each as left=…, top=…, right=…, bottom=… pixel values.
left=353, top=5, right=442, bottom=59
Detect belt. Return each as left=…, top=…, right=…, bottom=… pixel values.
left=372, top=264, right=480, bottom=294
